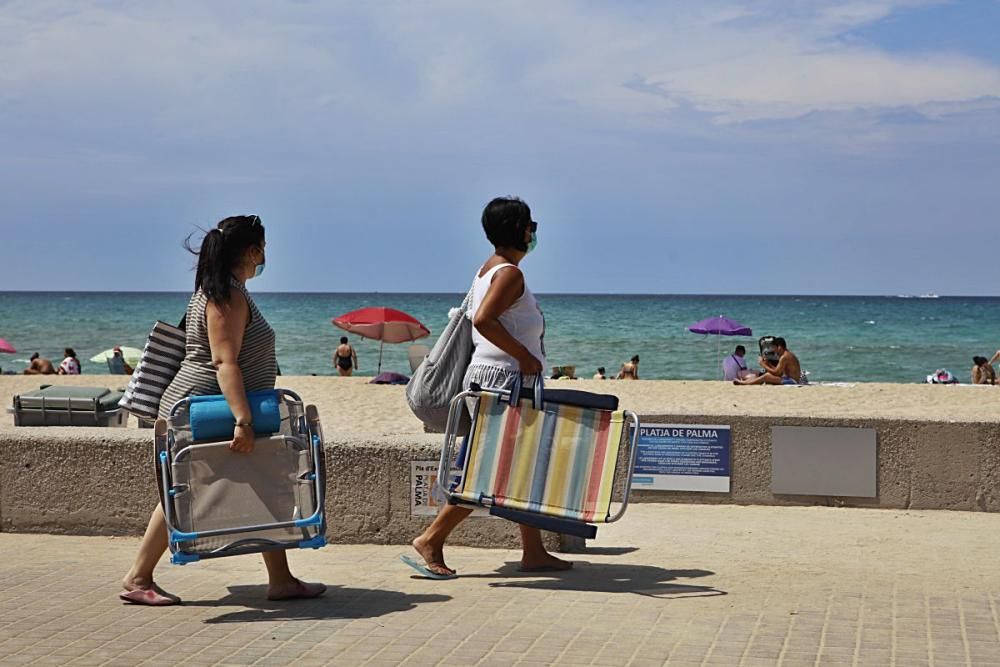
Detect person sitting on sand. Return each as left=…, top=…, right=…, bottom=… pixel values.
left=108, top=346, right=134, bottom=375
left=972, top=356, right=996, bottom=385
left=24, top=353, right=57, bottom=375
left=735, top=337, right=802, bottom=386
left=57, top=348, right=81, bottom=375
left=617, top=355, right=640, bottom=380
left=594, top=366, right=606, bottom=380
left=722, top=345, right=754, bottom=381
left=334, top=337, right=358, bottom=376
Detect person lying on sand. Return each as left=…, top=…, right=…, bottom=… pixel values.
left=735, top=337, right=803, bottom=386
left=23, top=353, right=56, bottom=375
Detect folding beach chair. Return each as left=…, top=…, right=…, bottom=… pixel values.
left=156, top=389, right=327, bottom=565
left=437, top=378, right=640, bottom=539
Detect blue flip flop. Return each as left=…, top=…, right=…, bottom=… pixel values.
left=399, top=554, right=458, bottom=580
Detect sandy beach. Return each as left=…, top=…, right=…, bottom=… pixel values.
left=4, top=375, right=1000, bottom=435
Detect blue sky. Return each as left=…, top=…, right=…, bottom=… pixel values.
left=1, top=0, right=999, bottom=295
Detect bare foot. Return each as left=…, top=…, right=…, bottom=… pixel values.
left=412, top=536, right=456, bottom=577
left=266, top=578, right=326, bottom=601
left=519, top=552, right=573, bottom=573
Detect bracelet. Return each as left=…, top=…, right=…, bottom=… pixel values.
left=235, top=421, right=253, bottom=429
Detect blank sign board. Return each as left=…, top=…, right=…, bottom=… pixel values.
left=771, top=426, right=877, bottom=498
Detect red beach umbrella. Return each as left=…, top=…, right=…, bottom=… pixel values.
left=332, top=307, right=430, bottom=374
left=0, top=337, right=16, bottom=354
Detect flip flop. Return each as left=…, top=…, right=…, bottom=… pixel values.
left=399, top=554, right=458, bottom=580
left=119, top=586, right=181, bottom=606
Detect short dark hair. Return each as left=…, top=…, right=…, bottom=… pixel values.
left=30, top=352, right=39, bottom=361
left=974, top=356, right=988, bottom=366
left=735, top=345, right=746, bottom=354
left=773, top=337, right=787, bottom=349
left=597, top=367, right=605, bottom=374
left=64, top=348, right=76, bottom=359
left=340, top=337, right=348, bottom=344
left=481, top=197, right=532, bottom=251
left=631, top=355, right=640, bottom=363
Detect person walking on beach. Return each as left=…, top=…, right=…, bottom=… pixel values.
left=403, top=196, right=570, bottom=580
left=972, top=356, right=996, bottom=385
left=334, top=336, right=358, bottom=376
left=23, top=353, right=56, bottom=375
left=735, top=337, right=803, bottom=385
left=57, top=348, right=81, bottom=375
left=617, top=355, right=640, bottom=380
left=120, top=215, right=325, bottom=606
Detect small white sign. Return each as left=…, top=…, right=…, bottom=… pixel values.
left=410, top=461, right=491, bottom=517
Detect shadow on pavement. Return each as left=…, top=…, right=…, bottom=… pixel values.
left=188, top=585, right=451, bottom=623
left=468, top=561, right=726, bottom=599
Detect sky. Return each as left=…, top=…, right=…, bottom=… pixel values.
left=1, top=0, right=999, bottom=295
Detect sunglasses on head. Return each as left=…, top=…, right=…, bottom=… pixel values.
left=529, top=221, right=538, bottom=232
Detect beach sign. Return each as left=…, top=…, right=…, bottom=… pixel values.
left=632, top=424, right=731, bottom=492
left=410, top=461, right=491, bottom=517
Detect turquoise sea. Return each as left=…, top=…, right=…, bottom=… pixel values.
left=1, top=292, right=998, bottom=383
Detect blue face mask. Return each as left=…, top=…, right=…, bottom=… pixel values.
left=253, top=250, right=266, bottom=278
left=526, top=232, right=538, bottom=254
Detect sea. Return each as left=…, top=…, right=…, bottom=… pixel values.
left=1, top=292, right=998, bottom=384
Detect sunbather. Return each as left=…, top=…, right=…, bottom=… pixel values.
left=735, top=337, right=803, bottom=385
left=23, top=353, right=56, bottom=375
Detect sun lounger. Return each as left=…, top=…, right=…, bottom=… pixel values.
left=157, top=389, right=327, bottom=565
left=11, top=385, right=128, bottom=427
left=437, top=379, right=640, bottom=539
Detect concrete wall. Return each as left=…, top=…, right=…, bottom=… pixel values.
left=0, top=427, right=546, bottom=549
left=630, top=414, right=1000, bottom=512
left=2, top=413, right=999, bottom=547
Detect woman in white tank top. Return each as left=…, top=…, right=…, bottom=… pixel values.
left=406, top=197, right=572, bottom=579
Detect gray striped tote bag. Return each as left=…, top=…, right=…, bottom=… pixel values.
left=118, top=320, right=186, bottom=419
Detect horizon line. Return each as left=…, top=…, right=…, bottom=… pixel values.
left=0, top=289, right=980, bottom=298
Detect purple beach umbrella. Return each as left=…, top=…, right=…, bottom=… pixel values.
left=687, top=315, right=752, bottom=337
left=687, top=315, right=753, bottom=379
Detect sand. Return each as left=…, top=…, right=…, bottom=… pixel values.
left=3, top=374, right=1000, bottom=435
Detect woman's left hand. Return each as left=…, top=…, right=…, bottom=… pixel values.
left=230, top=424, right=255, bottom=453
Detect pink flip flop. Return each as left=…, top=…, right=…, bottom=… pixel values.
left=119, top=585, right=181, bottom=606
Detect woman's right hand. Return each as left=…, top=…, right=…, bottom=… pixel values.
left=519, top=354, right=543, bottom=376
left=230, top=424, right=255, bottom=453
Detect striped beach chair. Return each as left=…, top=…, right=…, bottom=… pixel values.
left=438, top=380, right=640, bottom=538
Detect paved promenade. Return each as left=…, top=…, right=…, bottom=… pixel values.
left=2, top=504, right=1000, bottom=666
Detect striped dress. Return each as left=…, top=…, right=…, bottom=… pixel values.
left=158, top=279, right=277, bottom=418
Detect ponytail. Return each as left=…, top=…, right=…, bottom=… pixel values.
left=184, top=215, right=265, bottom=303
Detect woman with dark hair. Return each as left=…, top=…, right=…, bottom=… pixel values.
left=404, top=197, right=571, bottom=579
left=334, top=336, right=358, bottom=376
left=57, top=348, right=81, bottom=375
left=972, top=356, right=996, bottom=385
left=120, top=215, right=325, bottom=606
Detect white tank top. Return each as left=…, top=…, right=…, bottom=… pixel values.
left=468, top=263, right=546, bottom=371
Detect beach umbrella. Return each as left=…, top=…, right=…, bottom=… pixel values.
left=332, top=307, right=431, bottom=375
left=0, top=337, right=15, bottom=354
left=687, top=315, right=753, bottom=378
left=90, top=346, right=143, bottom=366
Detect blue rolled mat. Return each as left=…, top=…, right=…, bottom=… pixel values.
left=189, top=390, right=282, bottom=441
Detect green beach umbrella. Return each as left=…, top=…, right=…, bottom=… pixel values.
left=90, top=346, right=143, bottom=366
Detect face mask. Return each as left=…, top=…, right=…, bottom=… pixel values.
left=253, top=250, right=266, bottom=278
left=526, top=232, right=538, bottom=254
